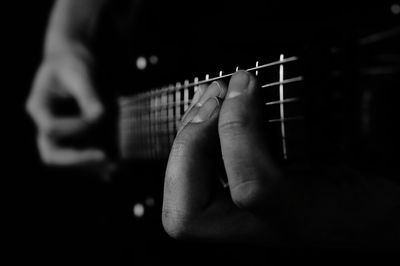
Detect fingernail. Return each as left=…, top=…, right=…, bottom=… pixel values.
left=227, top=91, right=242, bottom=99
left=213, top=81, right=224, bottom=97
left=197, top=82, right=223, bottom=107
left=192, top=86, right=204, bottom=106
left=191, top=97, right=220, bottom=123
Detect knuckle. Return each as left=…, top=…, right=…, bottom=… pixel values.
left=218, top=119, right=249, bottom=137
left=39, top=120, right=58, bottom=136
left=39, top=148, right=55, bottom=165
left=41, top=155, right=54, bottom=165
left=88, top=103, right=104, bottom=121
left=25, top=99, right=35, bottom=115
left=37, top=136, right=56, bottom=165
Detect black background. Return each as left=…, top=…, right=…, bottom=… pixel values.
left=6, top=1, right=400, bottom=265
left=6, top=1, right=116, bottom=264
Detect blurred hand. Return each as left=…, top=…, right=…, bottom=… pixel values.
left=26, top=46, right=113, bottom=176
left=162, top=71, right=282, bottom=242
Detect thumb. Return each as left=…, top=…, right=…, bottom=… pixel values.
left=219, top=71, right=281, bottom=210
left=62, top=63, right=104, bottom=122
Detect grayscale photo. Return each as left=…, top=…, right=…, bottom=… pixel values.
left=9, top=0, right=400, bottom=265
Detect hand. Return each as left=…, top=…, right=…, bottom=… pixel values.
left=162, top=71, right=400, bottom=245
left=162, top=71, right=282, bottom=242
left=26, top=46, right=113, bottom=177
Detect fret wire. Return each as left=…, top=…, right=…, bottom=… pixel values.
left=184, top=80, right=191, bottom=112
left=120, top=115, right=305, bottom=126
left=120, top=98, right=298, bottom=117
left=134, top=97, right=138, bottom=155
left=121, top=115, right=306, bottom=133
left=120, top=115, right=304, bottom=134
left=145, top=96, right=150, bottom=158
left=150, top=91, right=156, bottom=158
left=161, top=90, right=168, bottom=157
left=138, top=97, right=143, bottom=155
left=120, top=55, right=304, bottom=160
left=168, top=86, right=175, bottom=146
left=144, top=96, right=149, bottom=157
left=175, top=83, right=182, bottom=133
left=142, top=96, right=146, bottom=158
left=186, top=56, right=297, bottom=88
left=119, top=76, right=303, bottom=112
left=279, top=54, right=287, bottom=160
left=143, top=96, right=148, bottom=157
left=119, top=56, right=299, bottom=105
left=255, top=61, right=259, bottom=76
left=261, top=76, right=303, bottom=88
left=120, top=92, right=300, bottom=114
left=265, top=98, right=299, bottom=106
left=121, top=100, right=193, bottom=112
left=154, top=93, right=160, bottom=157
left=121, top=81, right=299, bottom=117
left=268, top=116, right=304, bottom=123
left=149, top=95, right=154, bottom=158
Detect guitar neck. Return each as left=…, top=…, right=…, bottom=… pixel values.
left=118, top=55, right=303, bottom=161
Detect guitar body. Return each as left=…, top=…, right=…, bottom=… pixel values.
left=89, top=0, right=400, bottom=262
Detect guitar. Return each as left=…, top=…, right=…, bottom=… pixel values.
left=102, top=27, right=398, bottom=233
left=87, top=2, right=400, bottom=261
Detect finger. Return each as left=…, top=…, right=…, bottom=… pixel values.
left=38, top=133, right=107, bottom=167
left=61, top=65, right=104, bottom=122
left=163, top=84, right=225, bottom=236
left=179, top=81, right=227, bottom=130
left=27, top=67, right=98, bottom=138
left=179, top=84, right=207, bottom=127
left=36, top=115, right=93, bottom=139
left=219, top=71, right=281, bottom=210
left=28, top=88, right=94, bottom=138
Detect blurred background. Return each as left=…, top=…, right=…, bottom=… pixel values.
left=6, top=1, right=400, bottom=265
left=7, top=1, right=116, bottom=264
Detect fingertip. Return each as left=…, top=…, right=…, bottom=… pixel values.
left=193, top=85, right=206, bottom=105
left=197, top=81, right=227, bottom=107
left=231, top=70, right=251, bottom=86
left=191, top=96, right=221, bottom=123
left=25, top=93, right=53, bottom=128
left=87, top=149, right=107, bottom=161
left=227, top=71, right=252, bottom=99
left=213, top=81, right=228, bottom=99
left=84, top=101, right=104, bottom=122
left=25, top=98, right=34, bottom=116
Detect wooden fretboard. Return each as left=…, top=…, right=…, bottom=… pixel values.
left=118, top=55, right=303, bottom=161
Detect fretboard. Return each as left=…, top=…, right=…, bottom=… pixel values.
left=118, top=55, right=303, bottom=161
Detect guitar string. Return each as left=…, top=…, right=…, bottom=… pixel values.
left=119, top=56, right=299, bottom=105
left=120, top=78, right=303, bottom=141
left=120, top=115, right=305, bottom=159
left=119, top=115, right=304, bottom=129
left=119, top=77, right=303, bottom=112
left=119, top=97, right=301, bottom=122
left=120, top=111, right=304, bottom=155
left=120, top=56, right=300, bottom=157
